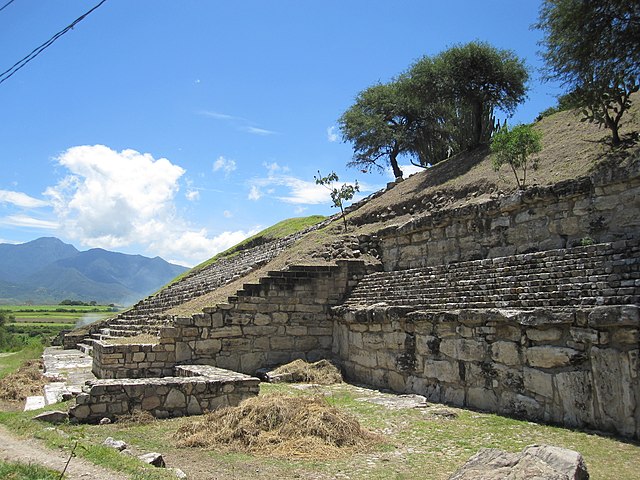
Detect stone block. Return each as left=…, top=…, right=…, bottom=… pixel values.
left=195, top=339, right=222, bottom=354
left=467, top=387, right=498, bottom=412
left=440, top=338, right=487, bottom=362
left=423, top=359, right=459, bottom=383
left=523, top=368, right=554, bottom=398
left=588, top=305, right=639, bottom=328
left=526, top=346, right=581, bottom=369
left=554, top=371, right=594, bottom=428
left=491, top=341, right=521, bottom=366
left=526, top=328, right=562, bottom=342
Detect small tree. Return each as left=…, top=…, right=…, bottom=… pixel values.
left=536, top=0, right=640, bottom=146
left=314, top=171, right=359, bottom=232
left=491, top=124, right=542, bottom=190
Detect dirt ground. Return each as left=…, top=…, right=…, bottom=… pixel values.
left=0, top=424, right=130, bottom=480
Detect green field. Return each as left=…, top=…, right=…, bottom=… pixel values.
left=0, top=305, right=117, bottom=324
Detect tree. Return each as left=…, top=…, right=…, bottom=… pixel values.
left=339, top=81, right=415, bottom=179
left=434, top=41, right=529, bottom=150
left=491, top=124, right=542, bottom=189
left=536, top=0, right=640, bottom=146
left=314, top=171, right=359, bottom=232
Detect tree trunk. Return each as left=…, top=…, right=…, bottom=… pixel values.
left=604, top=113, right=621, bottom=147
left=390, top=147, right=404, bottom=180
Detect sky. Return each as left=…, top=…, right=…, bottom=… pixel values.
left=0, top=0, right=563, bottom=267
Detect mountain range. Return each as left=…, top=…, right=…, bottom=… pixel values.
left=0, top=237, right=188, bottom=305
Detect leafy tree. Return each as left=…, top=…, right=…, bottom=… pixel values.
left=491, top=124, right=542, bottom=189
left=434, top=41, right=529, bottom=150
left=314, top=171, right=359, bottom=232
left=536, top=0, right=640, bottom=146
left=338, top=81, right=416, bottom=179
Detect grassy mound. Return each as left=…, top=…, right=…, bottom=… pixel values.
left=270, top=359, right=343, bottom=384
left=174, top=394, right=377, bottom=458
left=0, top=359, right=47, bottom=403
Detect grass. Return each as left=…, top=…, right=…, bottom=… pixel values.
left=0, top=305, right=116, bottom=324
left=0, top=459, right=60, bottom=479
left=0, top=379, right=637, bottom=479
left=0, top=345, right=43, bottom=380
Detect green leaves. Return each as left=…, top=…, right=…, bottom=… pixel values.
left=314, top=171, right=359, bottom=232
left=491, top=124, right=542, bottom=189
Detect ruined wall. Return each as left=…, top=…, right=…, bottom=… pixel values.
left=70, top=365, right=259, bottom=423
left=165, top=260, right=371, bottom=375
left=92, top=340, right=176, bottom=379
left=379, top=161, right=640, bottom=270
left=333, top=305, right=640, bottom=438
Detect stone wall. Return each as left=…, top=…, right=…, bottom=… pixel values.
left=92, top=340, right=176, bottom=379
left=332, top=305, right=640, bottom=438
left=69, top=365, right=259, bottom=423
left=379, top=161, right=640, bottom=270
left=166, top=260, right=372, bottom=375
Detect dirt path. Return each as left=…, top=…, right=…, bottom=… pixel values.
left=0, top=424, right=130, bottom=479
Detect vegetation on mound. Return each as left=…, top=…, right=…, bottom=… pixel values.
left=270, top=359, right=343, bottom=384
left=171, top=215, right=326, bottom=283
left=174, top=393, right=377, bottom=458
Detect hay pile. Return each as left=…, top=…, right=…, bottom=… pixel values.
left=0, top=360, right=47, bottom=402
left=269, top=359, right=343, bottom=384
left=174, top=394, right=376, bottom=458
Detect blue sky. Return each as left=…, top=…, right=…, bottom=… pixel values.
left=0, top=0, right=562, bottom=266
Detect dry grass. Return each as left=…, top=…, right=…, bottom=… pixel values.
left=270, top=359, right=343, bottom=384
left=174, top=393, right=378, bottom=459
left=115, top=410, right=157, bottom=425
left=0, top=360, right=47, bottom=402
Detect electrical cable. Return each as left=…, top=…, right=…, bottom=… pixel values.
left=0, top=0, right=108, bottom=85
left=0, top=0, right=16, bottom=13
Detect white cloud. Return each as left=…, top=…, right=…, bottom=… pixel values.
left=387, top=164, right=425, bottom=179
left=0, top=190, right=48, bottom=208
left=248, top=164, right=368, bottom=205
left=212, top=156, right=237, bottom=175
left=223, top=210, right=233, bottom=218
left=327, top=126, right=339, bottom=142
left=0, top=214, right=58, bottom=229
left=42, top=144, right=253, bottom=266
left=243, top=126, right=277, bottom=136
left=294, top=206, right=307, bottom=214
left=186, top=189, right=200, bottom=201
left=248, top=185, right=262, bottom=201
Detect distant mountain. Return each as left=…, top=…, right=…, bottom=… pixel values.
left=0, top=237, right=187, bottom=305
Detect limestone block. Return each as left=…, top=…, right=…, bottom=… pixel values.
left=388, top=371, right=406, bottom=392
left=554, top=371, right=594, bottom=428
left=175, top=342, right=192, bottom=362
left=164, top=389, right=187, bottom=409
left=208, top=326, right=243, bottom=339
left=351, top=348, right=378, bottom=369
left=348, top=331, right=364, bottom=349
left=440, top=338, right=487, bottom=362
left=611, top=328, right=640, bottom=345
left=442, top=386, right=465, bottom=407
left=526, top=328, right=562, bottom=342
left=416, top=335, right=440, bottom=355
left=362, top=332, right=384, bottom=349
left=588, top=305, right=639, bottom=328
left=569, top=327, right=599, bottom=344
left=141, top=395, right=161, bottom=410
left=526, top=346, right=581, bottom=369
left=271, top=312, right=289, bottom=324
left=590, top=346, right=636, bottom=436
left=467, top=387, right=498, bottom=412
left=423, top=359, right=459, bottom=383
left=195, top=339, right=222, bottom=354
left=186, top=396, right=202, bottom=415
left=491, top=341, right=521, bottom=366
left=253, top=313, right=271, bottom=326
left=70, top=404, right=90, bottom=419
left=294, top=336, right=319, bottom=351
left=523, top=368, right=554, bottom=399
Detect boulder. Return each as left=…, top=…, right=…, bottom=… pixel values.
left=139, top=452, right=166, bottom=468
left=449, top=444, right=589, bottom=480
left=103, top=437, right=127, bottom=451
left=33, top=410, right=68, bottom=424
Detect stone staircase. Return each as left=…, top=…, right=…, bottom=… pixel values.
left=341, top=240, right=640, bottom=311
left=72, top=232, right=312, bottom=352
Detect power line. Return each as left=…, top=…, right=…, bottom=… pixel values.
left=0, top=0, right=16, bottom=13
left=0, top=0, right=108, bottom=85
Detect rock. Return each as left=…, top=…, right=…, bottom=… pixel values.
left=103, top=437, right=128, bottom=451
left=99, top=417, right=112, bottom=425
left=33, top=410, right=68, bottom=424
left=449, top=444, right=589, bottom=480
left=172, top=468, right=188, bottom=479
left=139, top=452, right=166, bottom=468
